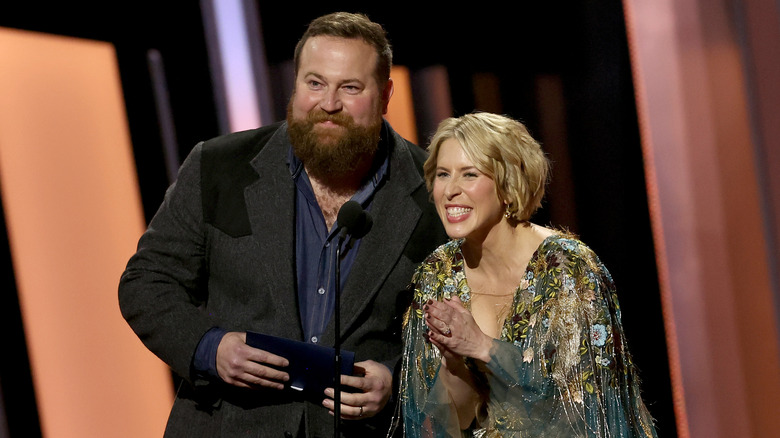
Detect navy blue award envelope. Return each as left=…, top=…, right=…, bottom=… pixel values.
left=245, top=331, right=355, bottom=399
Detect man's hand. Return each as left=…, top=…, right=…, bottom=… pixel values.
left=215, top=331, right=290, bottom=389
left=322, top=360, right=392, bottom=419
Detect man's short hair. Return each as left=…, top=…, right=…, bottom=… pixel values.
left=293, top=12, right=393, bottom=88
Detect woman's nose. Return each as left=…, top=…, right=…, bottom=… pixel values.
left=444, top=179, right=461, bottom=199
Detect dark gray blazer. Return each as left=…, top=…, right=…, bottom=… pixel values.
left=119, top=121, right=447, bottom=437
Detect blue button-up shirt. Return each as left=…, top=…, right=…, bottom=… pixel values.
left=193, top=129, right=389, bottom=376
left=290, top=144, right=388, bottom=344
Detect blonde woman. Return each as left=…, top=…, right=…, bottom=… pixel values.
left=398, top=112, right=657, bottom=437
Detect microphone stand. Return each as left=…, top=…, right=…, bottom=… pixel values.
left=331, top=201, right=371, bottom=437
left=334, top=227, right=348, bottom=438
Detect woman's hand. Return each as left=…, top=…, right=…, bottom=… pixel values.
left=424, top=295, right=488, bottom=429
left=424, top=295, right=494, bottom=364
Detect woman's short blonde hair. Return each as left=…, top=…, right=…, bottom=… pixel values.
left=423, top=112, right=550, bottom=222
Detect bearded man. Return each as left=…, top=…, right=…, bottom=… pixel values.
left=118, top=11, right=447, bottom=438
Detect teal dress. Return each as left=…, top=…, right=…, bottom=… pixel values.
left=397, top=235, right=658, bottom=437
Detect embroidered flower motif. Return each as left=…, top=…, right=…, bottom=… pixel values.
left=601, top=357, right=611, bottom=366
left=564, top=277, right=576, bottom=291
left=523, top=348, right=534, bottom=363
left=591, top=324, right=608, bottom=347
left=520, top=278, right=529, bottom=290
left=583, top=289, right=596, bottom=301
left=460, top=290, right=471, bottom=302
left=443, top=283, right=457, bottom=296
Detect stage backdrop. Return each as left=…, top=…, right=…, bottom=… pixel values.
left=0, top=27, right=173, bottom=437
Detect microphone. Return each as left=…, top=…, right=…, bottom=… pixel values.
left=333, top=200, right=372, bottom=435
left=336, top=200, right=373, bottom=239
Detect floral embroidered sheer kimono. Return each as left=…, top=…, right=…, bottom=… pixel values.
left=397, top=235, right=658, bottom=437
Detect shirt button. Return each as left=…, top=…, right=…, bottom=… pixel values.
left=311, top=336, right=318, bottom=343
left=325, top=242, right=330, bottom=247
left=318, top=287, right=325, bottom=295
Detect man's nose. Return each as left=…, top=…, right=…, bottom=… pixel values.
left=320, top=89, right=342, bottom=113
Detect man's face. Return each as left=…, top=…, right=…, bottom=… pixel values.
left=290, top=35, right=392, bottom=134
left=287, top=36, right=393, bottom=180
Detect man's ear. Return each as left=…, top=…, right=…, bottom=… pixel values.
left=381, top=78, right=394, bottom=115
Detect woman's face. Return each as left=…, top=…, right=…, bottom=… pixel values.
left=432, top=138, right=504, bottom=241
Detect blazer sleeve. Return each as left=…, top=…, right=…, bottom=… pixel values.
left=118, top=142, right=217, bottom=381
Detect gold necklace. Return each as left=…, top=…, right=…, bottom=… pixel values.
left=470, top=290, right=516, bottom=297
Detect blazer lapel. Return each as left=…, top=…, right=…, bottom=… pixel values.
left=335, top=137, right=425, bottom=339
left=244, top=127, right=302, bottom=340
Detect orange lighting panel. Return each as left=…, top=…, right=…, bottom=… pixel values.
left=385, top=65, right=418, bottom=144
left=0, top=27, right=173, bottom=437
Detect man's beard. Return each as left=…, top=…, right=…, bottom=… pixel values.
left=287, top=105, right=382, bottom=182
